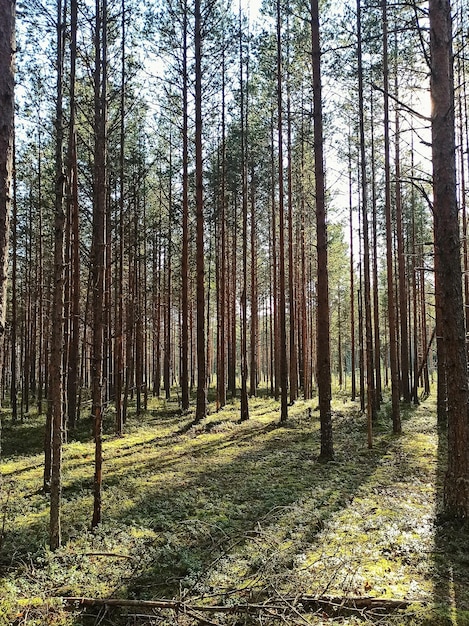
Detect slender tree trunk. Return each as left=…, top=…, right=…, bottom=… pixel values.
left=277, top=0, right=288, bottom=424
left=270, top=108, right=279, bottom=401
left=394, top=67, right=410, bottom=403
left=194, top=0, right=206, bottom=423
left=239, top=4, right=249, bottom=421
left=115, top=0, right=125, bottom=434
left=382, top=0, right=401, bottom=434
left=286, top=23, right=297, bottom=404
left=249, top=164, right=257, bottom=398
left=348, top=133, right=356, bottom=402
left=10, top=137, right=17, bottom=422
left=49, top=0, right=66, bottom=550
left=181, top=0, right=190, bottom=411
left=217, top=41, right=227, bottom=409
left=67, top=140, right=80, bottom=424
left=430, top=0, right=469, bottom=518
left=357, top=0, right=375, bottom=446
left=370, top=92, right=382, bottom=406
left=66, top=0, right=80, bottom=431
left=91, top=0, right=107, bottom=528
left=311, top=0, right=333, bottom=459
left=164, top=151, right=172, bottom=402
left=0, top=0, right=15, bottom=425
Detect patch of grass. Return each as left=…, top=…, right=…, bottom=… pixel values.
left=0, top=392, right=468, bottom=624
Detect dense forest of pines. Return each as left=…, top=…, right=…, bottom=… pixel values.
left=1, top=0, right=469, bottom=623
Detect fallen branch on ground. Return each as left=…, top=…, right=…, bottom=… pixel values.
left=61, top=594, right=421, bottom=615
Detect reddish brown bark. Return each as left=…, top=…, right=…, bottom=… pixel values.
left=311, top=0, right=333, bottom=460
left=430, top=0, right=469, bottom=518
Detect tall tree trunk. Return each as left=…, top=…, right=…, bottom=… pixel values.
left=181, top=0, right=190, bottom=411
left=348, top=133, right=356, bottom=402
left=394, top=65, right=410, bottom=403
left=311, top=0, right=333, bottom=460
left=249, top=163, right=257, bottom=398
left=66, top=0, right=80, bottom=431
left=357, top=0, right=376, bottom=447
left=164, top=148, right=172, bottom=402
left=49, top=0, right=66, bottom=550
left=0, top=0, right=15, bottom=424
left=216, top=40, right=227, bottom=410
left=115, top=0, right=125, bottom=434
left=287, top=61, right=297, bottom=405
left=194, top=0, right=206, bottom=423
left=277, top=0, right=288, bottom=424
left=91, top=0, right=107, bottom=528
left=382, top=0, right=401, bottom=434
left=239, top=4, right=249, bottom=422
left=10, top=136, right=17, bottom=422
left=370, top=91, right=382, bottom=406
left=430, top=0, right=469, bottom=518
left=270, top=108, right=279, bottom=400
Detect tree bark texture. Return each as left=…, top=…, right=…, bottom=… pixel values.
left=0, top=0, right=15, bottom=374
left=49, top=0, right=66, bottom=551
left=194, top=0, right=207, bottom=423
left=430, top=0, right=469, bottom=518
left=311, top=0, right=333, bottom=460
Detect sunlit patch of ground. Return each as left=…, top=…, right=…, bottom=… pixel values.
left=0, top=393, right=467, bottom=624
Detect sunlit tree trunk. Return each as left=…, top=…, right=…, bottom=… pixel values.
left=194, top=0, right=206, bottom=423
left=277, top=0, right=288, bottom=423
left=311, top=0, right=333, bottom=459
left=430, top=0, right=469, bottom=518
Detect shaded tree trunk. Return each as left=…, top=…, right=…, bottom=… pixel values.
left=181, top=0, right=190, bottom=411
left=49, top=0, right=66, bottom=550
left=0, top=0, right=15, bottom=423
left=91, top=0, right=107, bottom=528
left=382, top=0, right=401, bottom=434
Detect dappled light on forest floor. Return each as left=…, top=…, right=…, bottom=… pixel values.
left=0, top=394, right=468, bottom=624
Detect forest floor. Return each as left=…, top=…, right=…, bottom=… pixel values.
left=0, top=390, right=468, bottom=625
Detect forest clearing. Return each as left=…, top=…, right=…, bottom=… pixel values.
left=1, top=391, right=468, bottom=625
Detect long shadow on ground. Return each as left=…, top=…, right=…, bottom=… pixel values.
left=105, top=409, right=399, bottom=603
left=1, top=400, right=407, bottom=626
left=431, top=425, right=469, bottom=625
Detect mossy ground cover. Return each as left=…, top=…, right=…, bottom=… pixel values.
left=0, top=392, right=468, bottom=625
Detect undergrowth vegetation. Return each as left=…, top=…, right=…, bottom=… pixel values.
left=0, top=392, right=468, bottom=625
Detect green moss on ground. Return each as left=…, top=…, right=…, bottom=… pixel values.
left=0, top=393, right=468, bottom=625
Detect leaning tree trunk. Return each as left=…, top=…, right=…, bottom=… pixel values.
left=430, top=0, right=469, bottom=518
